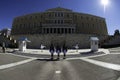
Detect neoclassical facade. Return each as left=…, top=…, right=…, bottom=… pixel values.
left=11, top=7, right=108, bottom=35
left=11, top=7, right=108, bottom=48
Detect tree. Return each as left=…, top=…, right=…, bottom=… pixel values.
left=114, top=29, right=120, bottom=36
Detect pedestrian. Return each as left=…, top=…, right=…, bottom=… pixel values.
left=40, top=44, right=45, bottom=52
left=56, top=45, right=61, bottom=60
left=2, top=42, right=6, bottom=53
left=49, top=44, right=55, bottom=60
left=62, top=44, right=68, bottom=59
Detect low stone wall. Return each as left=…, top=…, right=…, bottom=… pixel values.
left=104, top=36, right=120, bottom=45
left=12, top=34, right=107, bottom=49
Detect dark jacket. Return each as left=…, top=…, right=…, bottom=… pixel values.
left=56, top=46, right=61, bottom=53
left=62, top=46, right=67, bottom=53
left=49, top=44, right=55, bottom=53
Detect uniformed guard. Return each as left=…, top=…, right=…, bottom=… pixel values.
left=62, top=44, right=68, bottom=59
left=56, top=45, right=61, bottom=60
left=2, top=42, right=6, bottom=53
left=49, top=44, right=55, bottom=60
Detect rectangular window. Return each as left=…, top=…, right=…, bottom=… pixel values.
left=81, top=16, right=83, bottom=19
left=35, top=16, right=37, bottom=19
left=61, top=13, right=63, bottom=17
left=86, top=17, right=89, bottom=20
left=30, top=16, right=32, bottom=19
left=82, top=23, right=84, bottom=27
left=61, top=20, right=63, bottom=24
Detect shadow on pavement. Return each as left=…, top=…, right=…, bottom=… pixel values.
left=80, top=51, right=96, bottom=54
left=80, top=51, right=105, bottom=56
left=36, top=58, right=61, bottom=61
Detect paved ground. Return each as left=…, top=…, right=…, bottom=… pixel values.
left=91, top=54, right=120, bottom=64
left=13, top=48, right=109, bottom=55
left=0, top=59, right=120, bottom=80
left=109, top=47, right=120, bottom=53
left=0, top=48, right=120, bottom=80
left=0, top=53, right=29, bottom=65
left=12, top=51, right=105, bottom=59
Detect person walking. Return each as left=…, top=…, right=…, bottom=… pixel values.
left=56, top=45, right=61, bottom=60
left=62, top=44, right=68, bottom=59
left=49, top=44, right=55, bottom=60
left=2, top=42, right=6, bottom=53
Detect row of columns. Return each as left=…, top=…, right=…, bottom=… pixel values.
left=42, top=28, right=75, bottom=34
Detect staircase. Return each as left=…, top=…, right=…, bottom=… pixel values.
left=109, top=47, right=120, bottom=53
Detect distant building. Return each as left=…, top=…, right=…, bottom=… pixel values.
left=11, top=7, right=108, bottom=48
left=0, top=28, right=11, bottom=36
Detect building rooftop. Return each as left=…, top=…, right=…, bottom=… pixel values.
left=46, top=7, right=72, bottom=12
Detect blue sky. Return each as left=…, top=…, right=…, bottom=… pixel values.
left=0, top=0, right=120, bottom=35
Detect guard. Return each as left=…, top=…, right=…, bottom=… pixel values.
left=2, top=42, right=6, bottom=53
left=62, top=44, right=68, bottom=59
left=56, top=45, right=61, bottom=60
left=49, top=44, right=55, bottom=60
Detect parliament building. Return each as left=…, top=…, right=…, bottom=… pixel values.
left=11, top=7, right=108, bottom=48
